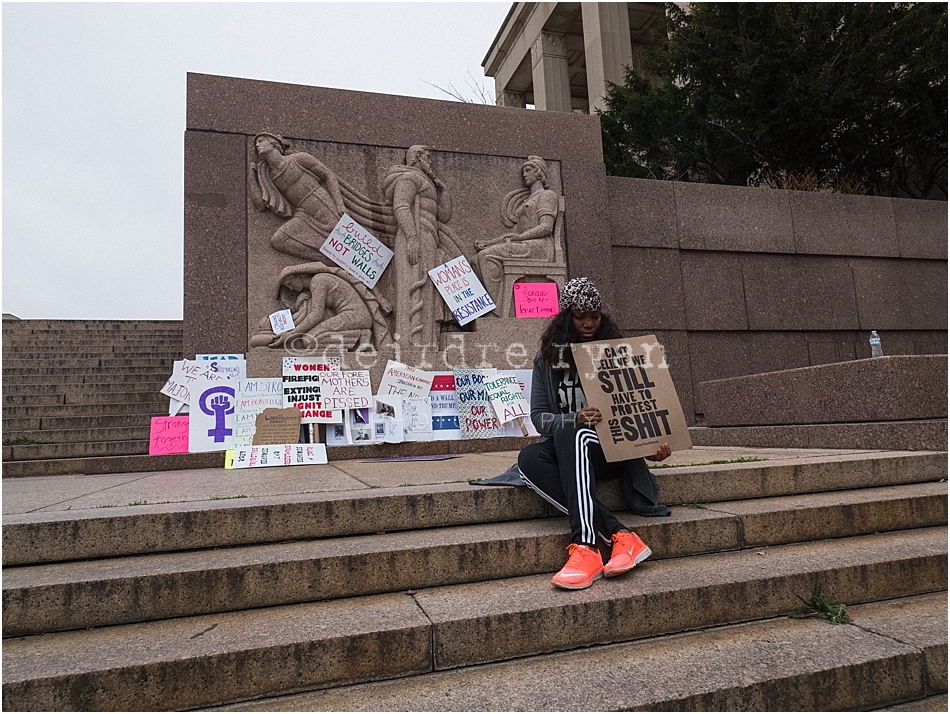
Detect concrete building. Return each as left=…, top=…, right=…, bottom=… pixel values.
left=482, top=2, right=666, bottom=113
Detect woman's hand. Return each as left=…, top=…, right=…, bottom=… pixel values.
left=645, top=443, right=671, bottom=462
left=576, top=406, right=602, bottom=427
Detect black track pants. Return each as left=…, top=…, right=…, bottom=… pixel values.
left=517, top=424, right=626, bottom=547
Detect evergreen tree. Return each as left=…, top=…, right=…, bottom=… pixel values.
left=600, top=2, right=947, bottom=198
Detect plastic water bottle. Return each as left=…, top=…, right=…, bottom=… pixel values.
left=869, top=331, right=883, bottom=358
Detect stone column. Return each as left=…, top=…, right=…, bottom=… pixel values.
left=496, top=90, right=527, bottom=109
left=582, top=2, right=634, bottom=113
left=530, top=31, right=572, bottom=113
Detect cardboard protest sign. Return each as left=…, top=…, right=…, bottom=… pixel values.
left=231, top=443, right=328, bottom=469
left=484, top=372, right=530, bottom=425
left=320, top=213, right=394, bottom=289
left=513, top=282, right=559, bottom=318
left=319, top=371, right=373, bottom=410
left=189, top=380, right=237, bottom=452
left=234, top=378, right=284, bottom=446
left=269, top=309, right=295, bottom=335
left=196, top=354, right=247, bottom=381
left=253, top=408, right=302, bottom=445
left=429, top=256, right=496, bottom=325
left=281, top=357, right=342, bottom=423
left=454, top=369, right=503, bottom=439
left=149, top=416, right=189, bottom=455
left=571, top=336, right=691, bottom=462
left=377, top=360, right=433, bottom=398
left=429, top=372, right=461, bottom=440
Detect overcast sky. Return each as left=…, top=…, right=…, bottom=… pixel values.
left=2, top=2, right=513, bottom=320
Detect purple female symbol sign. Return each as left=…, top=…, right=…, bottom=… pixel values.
left=190, top=381, right=237, bottom=452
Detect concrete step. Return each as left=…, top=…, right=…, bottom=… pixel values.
left=3, top=440, right=149, bottom=461
left=2, top=529, right=945, bottom=711
left=2, top=357, right=177, bottom=369
left=3, top=383, right=167, bottom=398
left=213, top=592, right=948, bottom=713
left=2, top=322, right=183, bottom=333
left=2, top=338, right=182, bottom=348
left=3, top=402, right=170, bottom=419
left=4, top=482, right=945, bottom=636
left=3, top=425, right=148, bottom=444
left=3, top=365, right=175, bottom=377
left=3, top=345, right=181, bottom=358
left=4, top=451, right=944, bottom=565
left=5, top=415, right=156, bottom=432
left=0, top=451, right=225, bottom=480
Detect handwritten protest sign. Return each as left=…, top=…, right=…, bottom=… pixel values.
left=571, top=335, right=691, bottom=462
left=484, top=372, right=530, bottom=425
left=377, top=360, right=433, bottom=398
left=454, top=368, right=502, bottom=439
left=429, top=256, right=496, bottom=325
left=149, top=416, right=189, bottom=455
left=196, top=354, right=246, bottom=381
left=320, top=213, right=393, bottom=289
left=269, top=309, right=295, bottom=335
left=189, top=380, right=237, bottom=452
left=514, top=282, right=559, bottom=318
left=253, top=408, right=302, bottom=445
left=320, top=371, right=373, bottom=410
left=234, top=378, right=283, bottom=446
left=161, top=360, right=228, bottom=405
left=281, top=357, right=342, bottom=423
left=231, top=443, right=328, bottom=469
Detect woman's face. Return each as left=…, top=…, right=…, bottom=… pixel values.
left=522, top=164, right=540, bottom=186
left=256, top=136, right=278, bottom=156
left=571, top=308, right=602, bottom=342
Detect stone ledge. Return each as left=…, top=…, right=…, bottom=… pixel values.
left=699, top=355, right=947, bottom=426
left=689, top=420, right=947, bottom=452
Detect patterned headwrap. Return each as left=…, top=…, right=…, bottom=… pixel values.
left=559, top=277, right=602, bottom=312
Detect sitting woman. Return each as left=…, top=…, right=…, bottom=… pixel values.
left=518, top=277, right=671, bottom=590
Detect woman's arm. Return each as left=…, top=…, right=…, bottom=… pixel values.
left=529, top=352, right=577, bottom=436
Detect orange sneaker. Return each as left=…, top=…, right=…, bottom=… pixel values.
left=603, top=531, right=651, bottom=577
left=551, top=543, right=604, bottom=590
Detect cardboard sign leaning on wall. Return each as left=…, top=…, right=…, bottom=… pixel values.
left=571, top=335, right=692, bottom=462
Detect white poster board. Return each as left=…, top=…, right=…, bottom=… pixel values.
left=428, top=255, right=496, bottom=325
left=376, top=360, right=434, bottom=398
left=231, top=443, right=328, bottom=469
left=234, top=378, right=284, bottom=446
left=484, top=371, right=530, bottom=424
left=196, top=355, right=247, bottom=381
left=319, top=213, right=394, bottom=289
left=161, top=359, right=228, bottom=406
left=281, top=357, right=342, bottom=423
left=189, top=380, right=237, bottom=452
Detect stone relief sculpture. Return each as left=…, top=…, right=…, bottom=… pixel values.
left=250, top=133, right=347, bottom=261
left=249, top=136, right=466, bottom=355
left=249, top=263, right=392, bottom=350
left=382, top=145, right=464, bottom=349
left=474, top=156, right=562, bottom=308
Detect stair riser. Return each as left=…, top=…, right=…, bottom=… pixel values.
left=1, top=594, right=430, bottom=713
left=425, top=538, right=947, bottom=669
left=4, top=489, right=945, bottom=636
left=3, top=382, right=166, bottom=395
left=5, top=440, right=149, bottom=460
left=4, top=403, right=169, bottom=418
left=4, top=453, right=945, bottom=566
left=1, top=533, right=944, bottom=712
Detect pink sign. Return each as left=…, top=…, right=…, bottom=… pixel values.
left=514, top=282, right=559, bottom=318
left=149, top=416, right=189, bottom=455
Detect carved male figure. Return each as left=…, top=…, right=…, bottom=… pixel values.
left=382, top=145, right=453, bottom=349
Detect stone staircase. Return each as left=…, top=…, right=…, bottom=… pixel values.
left=1, top=318, right=195, bottom=477
left=2, top=450, right=946, bottom=711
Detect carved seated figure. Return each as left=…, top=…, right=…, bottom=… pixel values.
left=250, top=263, right=392, bottom=351
left=474, top=156, right=566, bottom=315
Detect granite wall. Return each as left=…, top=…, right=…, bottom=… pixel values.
left=184, top=73, right=948, bottom=423
left=606, top=178, right=948, bottom=422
